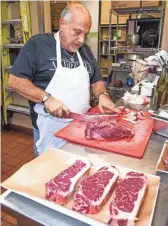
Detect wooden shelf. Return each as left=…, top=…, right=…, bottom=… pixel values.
left=99, top=67, right=108, bottom=69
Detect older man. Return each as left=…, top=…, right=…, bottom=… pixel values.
left=8, top=4, right=118, bottom=156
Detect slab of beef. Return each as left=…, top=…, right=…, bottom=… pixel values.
left=163, top=153, right=168, bottom=170
left=45, top=159, right=90, bottom=205
left=107, top=171, right=147, bottom=226
left=72, top=165, right=119, bottom=214
left=85, top=119, right=134, bottom=141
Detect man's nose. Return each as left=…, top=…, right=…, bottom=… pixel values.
left=78, top=33, right=85, bottom=44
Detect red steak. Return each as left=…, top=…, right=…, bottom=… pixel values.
left=107, top=171, right=147, bottom=226
left=163, top=153, right=168, bottom=170
left=85, top=119, right=134, bottom=141
left=72, top=165, right=119, bottom=214
left=45, top=159, right=90, bottom=205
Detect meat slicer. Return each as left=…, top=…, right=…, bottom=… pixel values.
left=145, top=50, right=168, bottom=72
left=151, top=104, right=168, bottom=138
left=131, top=50, right=168, bottom=97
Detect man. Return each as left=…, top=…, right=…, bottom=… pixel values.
left=8, top=4, right=119, bottom=156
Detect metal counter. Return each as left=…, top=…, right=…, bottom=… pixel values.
left=1, top=133, right=168, bottom=226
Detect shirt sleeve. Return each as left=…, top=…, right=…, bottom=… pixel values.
left=85, top=45, right=102, bottom=84
left=11, top=38, right=37, bottom=81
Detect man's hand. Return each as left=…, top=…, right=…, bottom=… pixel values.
left=44, top=96, right=70, bottom=117
left=98, top=94, right=120, bottom=114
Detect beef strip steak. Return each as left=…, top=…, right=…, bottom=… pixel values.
left=72, top=165, right=119, bottom=214
left=108, top=171, right=147, bottom=226
left=46, top=159, right=90, bottom=205
left=85, top=119, right=134, bottom=141
left=163, top=153, right=168, bottom=170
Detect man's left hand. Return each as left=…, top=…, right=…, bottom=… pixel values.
left=98, top=94, right=120, bottom=114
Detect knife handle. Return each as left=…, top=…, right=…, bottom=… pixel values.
left=44, top=107, right=48, bottom=114
left=44, top=107, right=67, bottom=118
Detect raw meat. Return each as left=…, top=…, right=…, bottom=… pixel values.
left=45, top=159, right=90, bottom=205
left=137, top=111, right=145, bottom=120
left=163, top=153, right=168, bottom=170
left=122, top=117, right=137, bottom=124
left=107, top=171, right=147, bottom=226
left=72, top=165, right=119, bottom=214
left=85, top=119, right=134, bottom=141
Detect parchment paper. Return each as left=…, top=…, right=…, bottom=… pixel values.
left=1, top=148, right=160, bottom=226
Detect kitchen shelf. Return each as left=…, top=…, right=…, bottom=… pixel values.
left=111, top=46, right=159, bottom=54
left=4, top=65, right=12, bottom=72
left=106, top=5, right=164, bottom=103
left=2, top=19, right=22, bottom=25
left=99, top=67, right=108, bottom=69
left=100, top=40, right=125, bottom=42
left=100, top=24, right=126, bottom=28
left=111, top=67, right=132, bottom=73
left=111, top=6, right=164, bottom=15
left=100, top=54, right=116, bottom=56
left=98, top=3, right=127, bottom=75
left=9, top=38, right=23, bottom=42
left=3, top=43, right=24, bottom=49
left=107, top=85, right=132, bottom=92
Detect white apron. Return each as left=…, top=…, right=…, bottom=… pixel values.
left=34, top=31, right=90, bottom=155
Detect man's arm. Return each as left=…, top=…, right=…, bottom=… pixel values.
left=91, top=81, right=120, bottom=113
left=91, top=80, right=106, bottom=99
left=8, top=74, right=45, bottom=103
left=8, top=74, right=70, bottom=116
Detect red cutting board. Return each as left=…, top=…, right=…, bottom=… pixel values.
left=55, top=107, right=154, bottom=158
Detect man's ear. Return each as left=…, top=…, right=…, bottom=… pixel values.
left=59, top=18, right=67, bottom=31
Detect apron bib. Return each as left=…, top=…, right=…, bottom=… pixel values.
left=34, top=31, right=90, bottom=155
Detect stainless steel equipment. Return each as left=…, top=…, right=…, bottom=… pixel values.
left=127, top=18, right=161, bottom=48
left=127, top=34, right=140, bottom=46
left=152, top=105, right=168, bottom=137
left=142, top=29, right=159, bottom=48
left=101, top=42, right=108, bottom=54
left=124, top=53, right=143, bottom=67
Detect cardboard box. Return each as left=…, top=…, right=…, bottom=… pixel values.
left=141, top=1, right=160, bottom=7
left=100, top=57, right=112, bottom=68
left=50, top=2, right=67, bottom=30
left=101, top=1, right=129, bottom=24
left=111, top=1, right=140, bottom=9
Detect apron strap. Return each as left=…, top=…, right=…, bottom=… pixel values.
left=56, top=31, right=62, bottom=68
left=56, top=31, right=85, bottom=69
left=77, top=51, right=85, bottom=68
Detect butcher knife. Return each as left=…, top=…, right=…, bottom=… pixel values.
left=44, top=107, right=118, bottom=122
left=64, top=111, right=118, bottom=122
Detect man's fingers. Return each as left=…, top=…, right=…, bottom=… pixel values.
left=105, top=104, right=121, bottom=113
left=57, top=108, right=63, bottom=117
left=99, top=104, right=105, bottom=114
left=62, top=105, right=70, bottom=116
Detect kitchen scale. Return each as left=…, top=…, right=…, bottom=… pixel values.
left=152, top=104, right=168, bottom=138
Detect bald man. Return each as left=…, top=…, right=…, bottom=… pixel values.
left=8, top=4, right=119, bottom=156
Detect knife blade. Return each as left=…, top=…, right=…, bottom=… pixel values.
left=44, top=107, right=118, bottom=122
left=65, top=112, right=119, bottom=122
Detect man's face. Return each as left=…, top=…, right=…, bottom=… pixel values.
left=59, top=11, right=91, bottom=52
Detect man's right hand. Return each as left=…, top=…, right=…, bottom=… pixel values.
left=44, top=96, right=70, bottom=117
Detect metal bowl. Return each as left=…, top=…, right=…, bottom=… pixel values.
left=126, top=53, right=142, bottom=61
left=127, top=34, right=140, bottom=46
